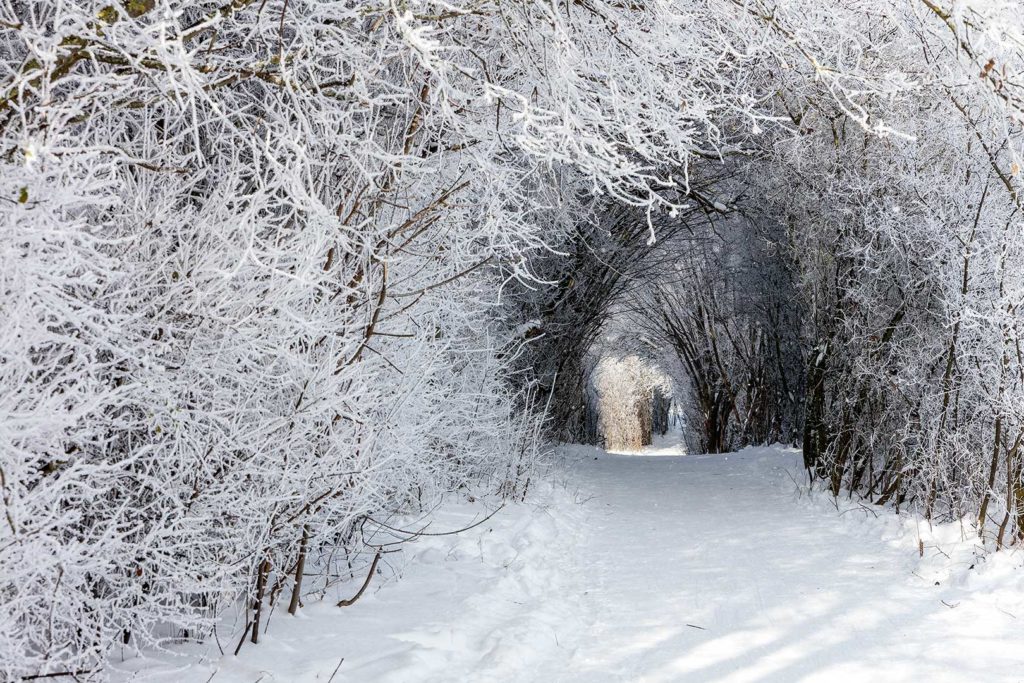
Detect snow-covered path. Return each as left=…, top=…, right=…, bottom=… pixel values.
left=115, top=443, right=1024, bottom=682
left=559, top=445, right=1022, bottom=682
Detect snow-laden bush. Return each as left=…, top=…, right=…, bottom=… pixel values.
left=744, top=1, right=1024, bottom=540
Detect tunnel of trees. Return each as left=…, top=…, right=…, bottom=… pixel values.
left=2, top=0, right=1024, bottom=677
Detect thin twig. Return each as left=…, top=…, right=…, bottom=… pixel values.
left=326, top=658, right=345, bottom=683
left=366, top=504, right=505, bottom=538
left=337, top=552, right=381, bottom=607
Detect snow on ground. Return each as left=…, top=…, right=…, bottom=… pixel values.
left=112, top=442, right=1024, bottom=682
left=109, top=478, right=589, bottom=683
left=558, top=445, right=1024, bottom=682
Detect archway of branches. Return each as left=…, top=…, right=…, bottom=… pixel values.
left=523, top=186, right=804, bottom=458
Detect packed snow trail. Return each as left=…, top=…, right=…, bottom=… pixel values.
left=555, top=445, right=1022, bottom=682
left=113, top=443, right=1024, bottom=682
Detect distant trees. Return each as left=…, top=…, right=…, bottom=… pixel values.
left=592, top=355, right=671, bottom=452
left=505, top=198, right=716, bottom=444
